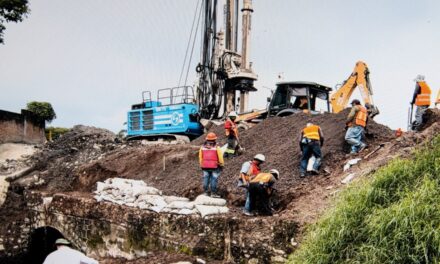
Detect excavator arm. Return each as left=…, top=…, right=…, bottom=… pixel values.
left=330, top=61, right=377, bottom=116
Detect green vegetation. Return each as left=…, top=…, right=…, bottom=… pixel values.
left=289, top=135, right=440, bottom=264
left=45, top=126, right=69, bottom=141
left=0, top=0, right=29, bottom=44
left=26, top=101, right=56, bottom=123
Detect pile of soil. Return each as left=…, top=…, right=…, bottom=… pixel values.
left=421, top=108, right=440, bottom=130
left=27, top=125, right=121, bottom=192
left=11, top=108, right=438, bottom=214
left=66, top=110, right=395, bottom=209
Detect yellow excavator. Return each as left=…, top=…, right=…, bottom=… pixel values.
left=330, top=61, right=379, bottom=118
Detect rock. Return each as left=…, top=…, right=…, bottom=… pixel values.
left=196, top=258, right=206, bottom=264
left=271, top=255, right=287, bottom=263
left=341, top=173, right=356, bottom=184
left=343, top=158, right=362, bottom=171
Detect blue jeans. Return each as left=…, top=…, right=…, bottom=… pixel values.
left=345, top=126, right=365, bottom=153
left=413, top=105, right=428, bottom=130
left=300, top=142, right=322, bottom=174
left=202, top=169, right=220, bottom=194
left=244, top=191, right=250, bottom=212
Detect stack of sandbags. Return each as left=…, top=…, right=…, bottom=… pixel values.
left=94, top=178, right=228, bottom=217
left=193, top=194, right=229, bottom=218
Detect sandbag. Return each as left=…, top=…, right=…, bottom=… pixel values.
left=163, top=196, right=190, bottom=204
left=166, top=201, right=195, bottom=210
left=195, top=205, right=229, bottom=218
left=194, top=195, right=227, bottom=206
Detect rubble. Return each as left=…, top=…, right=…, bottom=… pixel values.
left=94, top=178, right=229, bottom=217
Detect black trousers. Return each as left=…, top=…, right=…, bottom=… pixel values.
left=249, top=182, right=272, bottom=216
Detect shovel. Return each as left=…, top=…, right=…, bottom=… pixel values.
left=364, top=143, right=385, bottom=159
left=407, top=104, right=414, bottom=131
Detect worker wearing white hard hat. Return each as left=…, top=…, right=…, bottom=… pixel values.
left=299, top=122, right=324, bottom=177
left=43, top=238, right=98, bottom=264
left=224, top=111, right=240, bottom=157
left=246, top=168, right=280, bottom=216
left=411, top=74, right=431, bottom=131
left=238, top=154, right=265, bottom=215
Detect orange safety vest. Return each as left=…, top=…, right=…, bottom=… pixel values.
left=354, top=106, right=368, bottom=127
left=225, top=119, right=238, bottom=137
left=415, top=81, right=431, bottom=106
left=200, top=145, right=219, bottom=169
left=302, top=125, right=321, bottom=140
left=250, top=173, right=272, bottom=183
left=241, top=161, right=261, bottom=181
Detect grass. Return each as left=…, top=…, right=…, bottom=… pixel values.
left=289, top=134, right=440, bottom=264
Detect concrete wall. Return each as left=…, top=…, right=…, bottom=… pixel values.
left=0, top=191, right=297, bottom=263
left=0, top=110, right=45, bottom=144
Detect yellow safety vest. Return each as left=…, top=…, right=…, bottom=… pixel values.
left=302, top=125, right=321, bottom=140
left=250, top=173, right=272, bottom=183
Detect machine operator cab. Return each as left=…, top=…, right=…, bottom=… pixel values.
left=268, top=81, right=332, bottom=117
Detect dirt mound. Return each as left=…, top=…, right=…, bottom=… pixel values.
left=23, top=125, right=121, bottom=192
left=69, top=110, right=394, bottom=209
left=421, top=108, right=440, bottom=130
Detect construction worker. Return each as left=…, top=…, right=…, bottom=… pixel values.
left=411, top=75, right=431, bottom=131
left=299, top=123, right=324, bottom=178
left=247, top=169, right=279, bottom=216
left=199, top=132, right=224, bottom=198
left=239, top=154, right=265, bottom=215
left=43, top=238, right=98, bottom=264
left=345, top=99, right=368, bottom=154
left=224, top=111, right=239, bottom=157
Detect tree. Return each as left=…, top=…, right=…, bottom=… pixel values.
left=26, top=101, right=57, bottom=123
left=0, top=0, right=29, bottom=44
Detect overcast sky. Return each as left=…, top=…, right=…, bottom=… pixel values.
left=1, top=0, right=439, bottom=132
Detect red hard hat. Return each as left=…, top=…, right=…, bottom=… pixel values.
left=206, top=132, right=217, bottom=141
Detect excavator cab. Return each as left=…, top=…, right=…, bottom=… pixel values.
left=268, top=81, right=332, bottom=117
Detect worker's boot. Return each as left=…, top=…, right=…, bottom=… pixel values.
left=300, top=172, right=306, bottom=178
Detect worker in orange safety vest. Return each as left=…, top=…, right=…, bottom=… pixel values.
left=238, top=154, right=265, bottom=215
left=199, top=132, right=224, bottom=198
left=345, top=99, right=368, bottom=154
left=247, top=169, right=279, bottom=216
left=299, top=123, right=324, bottom=177
left=224, top=111, right=240, bottom=157
left=411, top=75, right=431, bottom=131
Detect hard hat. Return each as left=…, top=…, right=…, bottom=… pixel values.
left=254, top=154, right=265, bottom=162
left=206, top=132, right=217, bottom=141
left=350, top=99, right=361, bottom=105
left=55, top=238, right=71, bottom=245
left=269, top=169, right=280, bottom=180
left=414, top=74, right=425, bottom=82
left=228, top=111, right=238, bottom=118
left=306, top=123, right=313, bottom=127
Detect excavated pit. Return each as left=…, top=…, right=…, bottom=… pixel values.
left=1, top=109, right=439, bottom=263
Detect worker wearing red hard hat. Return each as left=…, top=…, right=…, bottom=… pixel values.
left=199, top=132, right=224, bottom=198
